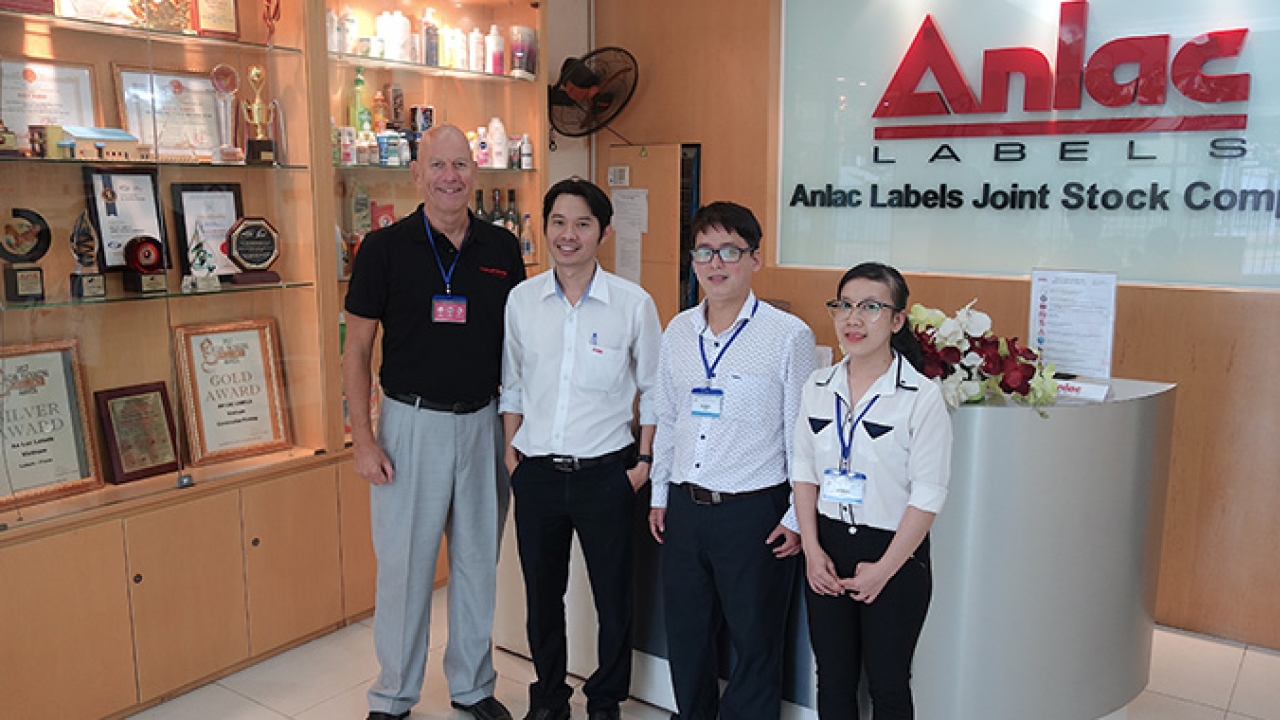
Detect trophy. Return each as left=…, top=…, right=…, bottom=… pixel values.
left=242, top=65, right=277, bottom=165
left=0, top=118, right=18, bottom=157
left=182, top=221, right=222, bottom=293
left=70, top=210, right=106, bottom=300
left=210, top=64, right=244, bottom=164
left=2, top=208, right=52, bottom=302
left=227, top=216, right=280, bottom=285
left=123, top=236, right=167, bottom=294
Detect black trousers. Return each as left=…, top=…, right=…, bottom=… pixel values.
left=805, top=515, right=932, bottom=720
left=512, top=455, right=636, bottom=713
left=662, top=482, right=796, bottom=720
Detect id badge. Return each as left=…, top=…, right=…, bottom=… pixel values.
left=821, top=469, right=867, bottom=505
left=690, top=387, right=724, bottom=417
left=432, top=295, right=468, bottom=324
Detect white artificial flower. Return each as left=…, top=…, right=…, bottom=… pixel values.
left=955, top=299, right=992, bottom=337
left=961, top=351, right=983, bottom=368
left=936, top=317, right=966, bottom=347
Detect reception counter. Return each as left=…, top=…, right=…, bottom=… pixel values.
left=495, top=379, right=1176, bottom=720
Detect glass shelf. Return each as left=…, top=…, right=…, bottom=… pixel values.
left=0, top=280, right=315, bottom=312
left=328, top=51, right=535, bottom=83
left=332, top=162, right=535, bottom=173
left=1, top=8, right=302, bottom=54
left=0, top=155, right=308, bottom=170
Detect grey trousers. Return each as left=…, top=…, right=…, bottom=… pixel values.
left=367, top=397, right=510, bottom=715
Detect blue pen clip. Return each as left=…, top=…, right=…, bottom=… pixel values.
left=591, top=332, right=598, bottom=346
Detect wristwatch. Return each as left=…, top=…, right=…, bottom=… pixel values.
left=635, top=454, right=653, bottom=464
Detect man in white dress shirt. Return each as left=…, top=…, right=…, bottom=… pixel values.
left=501, top=178, right=663, bottom=720
left=648, top=201, right=816, bottom=720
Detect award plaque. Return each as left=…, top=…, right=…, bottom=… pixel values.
left=227, top=216, right=280, bottom=284
left=94, top=382, right=180, bottom=484
left=173, top=318, right=291, bottom=465
left=3, top=208, right=52, bottom=302
left=241, top=65, right=276, bottom=165
left=0, top=339, right=101, bottom=511
left=69, top=210, right=106, bottom=300
left=193, top=0, right=240, bottom=40
left=123, top=235, right=167, bottom=293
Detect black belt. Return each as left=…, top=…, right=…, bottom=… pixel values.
left=528, top=447, right=630, bottom=473
left=386, top=391, right=493, bottom=414
left=681, top=481, right=786, bottom=506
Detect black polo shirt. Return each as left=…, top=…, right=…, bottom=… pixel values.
left=345, top=204, right=525, bottom=404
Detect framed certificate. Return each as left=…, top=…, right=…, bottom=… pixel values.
left=193, top=0, right=239, bottom=40
left=0, top=60, right=96, bottom=152
left=115, top=66, right=219, bottom=161
left=171, top=182, right=243, bottom=277
left=0, top=340, right=101, bottom=511
left=83, top=166, right=167, bottom=271
left=173, top=319, right=291, bottom=465
left=94, top=382, right=180, bottom=484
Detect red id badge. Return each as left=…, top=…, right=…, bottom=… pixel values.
left=432, top=295, right=468, bottom=323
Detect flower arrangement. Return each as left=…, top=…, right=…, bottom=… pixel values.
left=908, top=300, right=1057, bottom=411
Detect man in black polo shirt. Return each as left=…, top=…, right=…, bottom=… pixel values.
left=344, top=124, right=524, bottom=720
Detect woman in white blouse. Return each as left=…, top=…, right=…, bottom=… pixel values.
left=792, top=262, right=953, bottom=719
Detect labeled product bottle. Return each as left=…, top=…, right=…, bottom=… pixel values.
left=507, top=134, right=521, bottom=169
left=488, top=116, right=508, bottom=169
left=421, top=8, right=439, bottom=66
left=350, top=67, right=371, bottom=132
left=505, top=189, right=519, bottom=234
left=520, top=132, right=533, bottom=169
left=491, top=189, right=505, bottom=226
left=325, top=8, right=339, bottom=52
left=486, top=24, right=505, bottom=75
left=338, top=6, right=359, bottom=53
left=330, top=117, right=340, bottom=165
left=520, top=213, right=536, bottom=261
left=474, top=189, right=487, bottom=221
left=372, top=90, right=388, bottom=132
left=476, top=127, right=490, bottom=167
left=357, top=122, right=377, bottom=165
left=468, top=26, right=485, bottom=73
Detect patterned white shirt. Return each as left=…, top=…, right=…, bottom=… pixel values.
left=500, top=265, right=662, bottom=458
left=651, top=291, right=816, bottom=530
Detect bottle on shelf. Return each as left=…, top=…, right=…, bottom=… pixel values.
left=474, top=189, right=488, bottom=222
left=488, top=117, right=508, bottom=169
left=350, top=67, right=371, bottom=132
left=476, top=127, right=490, bottom=167
left=505, top=189, right=519, bottom=234
left=486, top=24, right=505, bottom=75
left=357, top=122, right=378, bottom=165
left=521, top=133, right=534, bottom=169
left=491, top=188, right=505, bottom=227
left=421, top=8, right=439, bottom=66
left=469, top=26, right=485, bottom=73
left=520, top=213, right=537, bottom=261
left=338, top=6, right=359, bottom=53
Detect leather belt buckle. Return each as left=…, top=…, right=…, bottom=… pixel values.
left=689, top=485, right=723, bottom=505
left=550, top=456, right=580, bottom=472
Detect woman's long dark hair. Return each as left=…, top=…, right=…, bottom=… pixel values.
left=836, top=262, right=925, bottom=372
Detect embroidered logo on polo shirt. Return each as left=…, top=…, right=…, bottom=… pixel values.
left=479, top=266, right=509, bottom=278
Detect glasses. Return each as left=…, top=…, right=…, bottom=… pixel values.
left=690, top=246, right=753, bottom=264
left=825, top=299, right=902, bottom=322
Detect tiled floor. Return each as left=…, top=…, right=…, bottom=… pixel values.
left=128, top=592, right=1280, bottom=720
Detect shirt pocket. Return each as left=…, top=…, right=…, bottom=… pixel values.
left=719, top=372, right=779, bottom=423
left=574, top=342, right=628, bottom=392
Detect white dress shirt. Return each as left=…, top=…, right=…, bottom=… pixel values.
left=651, top=292, right=816, bottom=530
left=792, top=353, right=953, bottom=531
left=500, top=265, right=662, bottom=458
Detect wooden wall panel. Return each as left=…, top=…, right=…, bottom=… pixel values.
left=596, top=0, right=1280, bottom=649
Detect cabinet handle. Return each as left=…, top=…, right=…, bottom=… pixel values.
left=133, top=574, right=143, bottom=584
left=251, top=537, right=261, bottom=547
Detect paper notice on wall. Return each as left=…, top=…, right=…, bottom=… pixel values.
left=1029, top=269, right=1118, bottom=378
left=615, top=228, right=642, bottom=284
left=612, top=188, right=649, bottom=234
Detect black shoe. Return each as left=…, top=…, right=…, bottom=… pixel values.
left=587, top=708, right=620, bottom=720
left=451, top=696, right=514, bottom=720
left=367, top=711, right=411, bottom=720
left=522, top=705, right=571, bottom=720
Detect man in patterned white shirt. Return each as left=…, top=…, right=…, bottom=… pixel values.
left=648, top=201, right=817, bottom=720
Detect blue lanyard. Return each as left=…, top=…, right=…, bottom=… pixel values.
left=835, top=393, right=879, bottom=473
left=424, top=213, right=469, bottom=296
left=698, top=298, right=759, bottom=383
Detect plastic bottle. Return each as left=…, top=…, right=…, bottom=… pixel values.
left=486, top=24, right=505, bottom=75
left=450, top=28, right=469, bottom=70
left=487, top=116, right=507, bottom=169
left=421, top=8, right=439, bottom=66
left=338, top=7, right=359, bottom=54
left=394, top=11, right=411, bottom=61
left=325, top=8, right=338, bottom=52
left=520, top=132, right=533, bottom=169
left=372, top=90, right=388, bottom=132
left=520, top=213, right=536, bottom=260
left=468, top=27, right=485, bottom=73
left=350, top=67, right=370, bottom=131
left=475, top=127, right=490, bottom=167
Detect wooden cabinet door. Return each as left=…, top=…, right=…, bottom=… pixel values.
left=338, top=459, right=377, bottom=617
left=125, top=491, right=249, bottom=702
left=242, top=466, right=343, bottom=653
left=0, top=522, right=137, bottom=719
